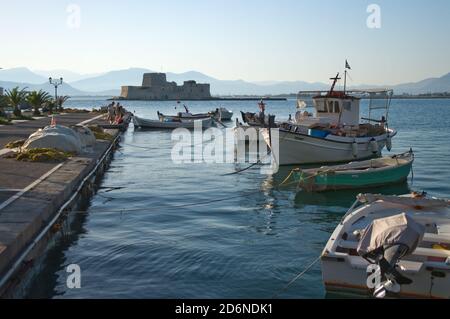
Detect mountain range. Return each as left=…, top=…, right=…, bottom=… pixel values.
left=0, top=67, right=449, bottom=97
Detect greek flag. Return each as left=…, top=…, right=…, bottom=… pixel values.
left=345, top=60, right=351, bottom=70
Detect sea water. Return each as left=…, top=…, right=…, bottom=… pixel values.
left=26, top=98, right=450, bottom=298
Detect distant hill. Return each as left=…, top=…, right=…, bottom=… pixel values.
left=70, top=68, right=152, bottom=92
left=392, top=72, right=450, bottom=95
left=0, top=67, right=48, bottom=84
left=0, top=80, right=85, bottom=96
left=49, top=68, right=330, bottom=95
left=1, top=67, right=449, bottom=96
left=33, top=69, right=104, bottom=83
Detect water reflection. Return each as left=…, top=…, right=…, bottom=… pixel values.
left=294, top=182, right=411, bottom=208
left=25, top=200, right=91, bottom=299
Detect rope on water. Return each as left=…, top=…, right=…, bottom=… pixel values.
left=221, top=151, right=273, bottom=176
left=272, top=256, right=321, bottom=299
left=121, top=139, right=215, bottom=152
left=64, top=188, right=267, bottom=215
left=221, top=161, right=263, bottom=176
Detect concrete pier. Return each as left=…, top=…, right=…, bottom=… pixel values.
left=0, top=112, right=130, bottom=297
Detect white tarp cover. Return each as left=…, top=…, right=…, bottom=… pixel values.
left=357, top=213, right=425, bottom=257
left=23, top=125, right=95, bottom=153
left=72, top=125, right=96, bottom=147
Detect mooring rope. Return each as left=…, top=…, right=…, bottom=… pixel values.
left=221, top=161, right=263, bottom=176
left=272, top=256, right=321, bottom=299
left=120, top=139, right=216, bottom=152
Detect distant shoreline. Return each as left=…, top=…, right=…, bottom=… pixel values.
left=67, top=95, right=450, bottom=101
left=108, top=97, right=287, bottom=101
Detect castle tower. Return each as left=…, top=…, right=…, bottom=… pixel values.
left=142, top=73, right=167, bottom=87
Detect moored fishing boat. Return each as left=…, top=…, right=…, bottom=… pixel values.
left=234, top=100, right=279, bottom=143
left=290, top=150, right=414, bottom=192
left=322, top=193, right=450, bottom=299
left=262, top=68, right=397, bottom=165
left=215, top=107, right=234, bottom=121
left=158, top=107, right=233, bottom=122
left=133, top=115, right=213, bottom=129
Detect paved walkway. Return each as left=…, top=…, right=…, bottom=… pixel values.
left=0, top=111, right=125, bottom=295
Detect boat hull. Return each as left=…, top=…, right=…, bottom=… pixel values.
left=294, top=154, right=413, bottom=192
left=133, top=116, right=213, bottom=129
left=217, top=108, right=233, bottom=121
left=321, top=195, right=450, bottom=299
left=262, top=129, right=395, bottom=165
left=321, top=252, right=449, bottom=299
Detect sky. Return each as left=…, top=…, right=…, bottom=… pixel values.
left=0, top=0, right=449, bottom=85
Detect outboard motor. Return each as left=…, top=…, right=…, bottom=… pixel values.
left=357, top=213, right=425, bottom=298
left=241, top=111, right=248, bottom=124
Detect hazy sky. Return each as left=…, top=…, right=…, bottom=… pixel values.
left=1, top=0, right=449, bottom=84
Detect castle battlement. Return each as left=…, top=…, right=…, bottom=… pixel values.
left=121, top=73, right=211, bottom=100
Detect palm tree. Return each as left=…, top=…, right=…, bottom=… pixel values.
left=0, top=95, right=8, bottom=117
left=5, top=87, right=28, bottom=117
left=26, top=90, right=51, bottom=116
left=56, top=95, right=70, bottom=112
left=46, top=99, right=57, bottom=115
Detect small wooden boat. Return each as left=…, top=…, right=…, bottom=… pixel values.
left=241, top=111, right=268, bottom=126
left=291, top=150, right=414, bottom=192
left=214, top=108, right=233, bottom=121
left=322, top=193, right=450, bottom=299
left=133, top=115, right=213, bottom=129
left=158, top=111, right=211, bottom=121
left=158, top=108, right=233, bottom=122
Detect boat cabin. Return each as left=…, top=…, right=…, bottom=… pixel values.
left=312, top=93, right=361, bottom=127
left=296, top=72, right=392, bottom=131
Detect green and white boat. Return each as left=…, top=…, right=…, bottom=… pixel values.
left=291, top=150, right=414, bottom=192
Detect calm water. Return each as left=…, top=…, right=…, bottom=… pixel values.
left=26, top=98, right=450, bottom=299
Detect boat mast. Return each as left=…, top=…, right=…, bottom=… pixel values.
left=344, top=69, right=347, bottom=95
left=344, top=59, right=351, bottom=95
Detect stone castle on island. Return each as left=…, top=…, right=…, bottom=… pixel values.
left=120, top=73, right=211, bottom=100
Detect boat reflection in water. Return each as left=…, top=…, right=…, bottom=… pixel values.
left=294, top=183, right=412, bottom=209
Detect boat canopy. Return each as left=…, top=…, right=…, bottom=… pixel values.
left=357, top=213, right=425, bottom=258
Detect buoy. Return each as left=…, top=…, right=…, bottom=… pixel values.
left=352, top=140, right=358, bottom=158
left=370, top=138, right=379, bottom=154
left=386, top=135, right=392, bottom=152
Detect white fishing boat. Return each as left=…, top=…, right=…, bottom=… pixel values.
left=262, top=70, right=397, bottom=165
left=322, top=193, right=450, bottom=299
left=133, top=115, right=213, bottom=129
left=214, top=107, right=233, bottom=121
left=158, top=107, right=233, bottom=122
left=234, top=101, right=279, bottom=144
left=158, top=111, right=211, bottom=121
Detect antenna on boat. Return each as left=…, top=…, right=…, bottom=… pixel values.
left=328, top=73, right=341, bottom=95
left=344, top=60, right=351, bottom=95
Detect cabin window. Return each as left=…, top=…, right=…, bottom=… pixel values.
left=334, top=101, right=341, bottom=113
left=327, top=101, right=334, bottom=113
left=316, top=101, right=326, bottom=112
